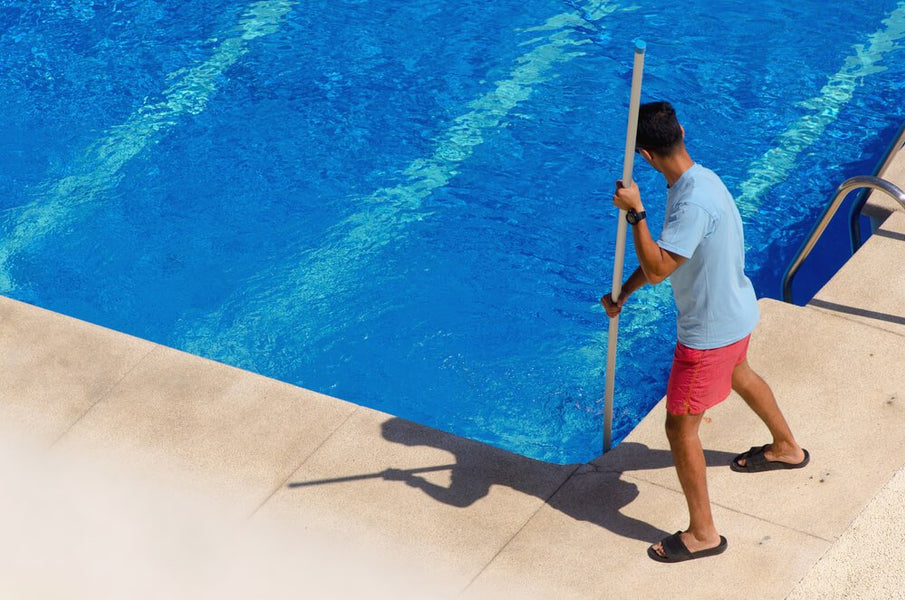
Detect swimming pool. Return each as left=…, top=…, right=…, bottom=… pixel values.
left=2, top=0, right=904, bottom=463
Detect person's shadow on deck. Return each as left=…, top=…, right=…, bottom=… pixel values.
left=289, top=417, right=737, bottom=545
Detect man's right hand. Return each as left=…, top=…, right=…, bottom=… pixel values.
left=601, top=291, right=627, bottom=318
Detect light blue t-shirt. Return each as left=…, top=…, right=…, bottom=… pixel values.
left=656, top=163, right=759, bottom=349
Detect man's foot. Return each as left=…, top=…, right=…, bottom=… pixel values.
left=731, top=444, right=809, bottom=472
left=648, top=531, right=727, bottom=563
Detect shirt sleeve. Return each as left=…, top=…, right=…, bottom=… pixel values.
left=657, top=201, right=712, bottom=259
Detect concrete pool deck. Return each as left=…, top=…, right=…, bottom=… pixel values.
left=2, top=213, right=904, bottom=596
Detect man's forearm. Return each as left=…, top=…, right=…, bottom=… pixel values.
left=611, top=179, right=683, bottom=287
left=622, top=266, right=649, bottom=297
left=631, top=220, right=676, bottom=284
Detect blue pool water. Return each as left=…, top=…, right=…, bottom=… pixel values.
left=2, top=0, right=904, bottom=463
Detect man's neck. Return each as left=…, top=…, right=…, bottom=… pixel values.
left=660, top=150, right=695, bottom=187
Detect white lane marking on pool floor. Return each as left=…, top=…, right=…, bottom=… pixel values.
left=169, top=0, right=905, bottom=443
left=179, top=1, right=905, bottom=373
left=176, top=1, right=626, bottom=364
left=0, top=0, right=294, bottom=293
left=736, top=1, right=905, bottom=220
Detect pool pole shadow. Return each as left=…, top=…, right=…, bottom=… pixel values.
left=286, top=417, right=733, bottom=546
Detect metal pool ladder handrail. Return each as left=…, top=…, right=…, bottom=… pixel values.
left=781, top=176, right=905, bottom=303
left=849, top=120, right=905, bottom=252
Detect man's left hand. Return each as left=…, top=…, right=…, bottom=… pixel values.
left=601, top=290, right=629, bottom=317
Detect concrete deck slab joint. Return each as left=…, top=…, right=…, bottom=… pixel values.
left=49, top=343, right=160, bottom=448
left=247, top=405, right=365, bottom=519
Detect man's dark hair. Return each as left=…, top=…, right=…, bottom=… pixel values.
left=636, top=101, right=683, bottom=156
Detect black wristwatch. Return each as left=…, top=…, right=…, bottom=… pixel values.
left=626, top=209, right=647, bottom=225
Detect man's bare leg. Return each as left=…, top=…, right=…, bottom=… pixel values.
left=651, top=412, right=723, bottom=556
left=731, top=359, right=805, bottom=466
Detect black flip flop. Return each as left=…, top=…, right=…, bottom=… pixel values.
left=648, top=531, right=728, bottom=563
left=731, top=445, right=810, bottom=473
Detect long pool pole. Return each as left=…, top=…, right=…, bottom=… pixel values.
left=604, top=40, right=646, bottom=453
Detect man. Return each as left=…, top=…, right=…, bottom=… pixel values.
left=601, top=101, right=809, bottom=563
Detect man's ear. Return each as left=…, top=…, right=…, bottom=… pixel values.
left=639, top=148, right=653, bottom=163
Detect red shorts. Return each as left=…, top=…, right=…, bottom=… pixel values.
left=666, top=335, right=751, bottom=416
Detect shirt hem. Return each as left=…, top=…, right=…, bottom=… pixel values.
left=676, top=327, right=757, bottom=351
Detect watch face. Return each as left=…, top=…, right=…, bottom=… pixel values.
left=627, top=210, right=645, bottom=225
